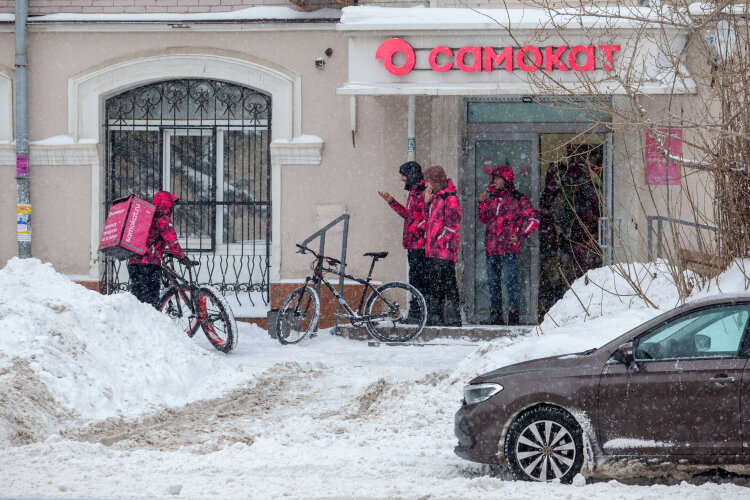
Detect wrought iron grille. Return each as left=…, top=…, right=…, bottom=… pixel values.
left=102, top=79, right=272, bottom=309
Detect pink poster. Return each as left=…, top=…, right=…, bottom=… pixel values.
left=645, top=129, right=682, bottom=185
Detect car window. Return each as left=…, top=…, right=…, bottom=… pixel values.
left=635, top=305, right=750, bottom=360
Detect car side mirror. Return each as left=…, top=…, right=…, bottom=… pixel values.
left=694, top=334, right=711, bottom=352
left=612, top=341, right=636, bottom=368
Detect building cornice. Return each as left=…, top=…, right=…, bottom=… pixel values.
left=0, top=143, right=99, bottom=166
left=270, top=137, right=324, bottom=166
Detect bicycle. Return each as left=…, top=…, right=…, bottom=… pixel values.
left=157, top=255, right=239, bottom=353
left=276, top=243, right=427, bottom=344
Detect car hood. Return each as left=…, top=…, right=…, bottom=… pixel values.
left=469, top=351, right=597, bottom=384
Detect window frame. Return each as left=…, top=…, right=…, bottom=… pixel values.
left=633, top=303, right=750, bottom=362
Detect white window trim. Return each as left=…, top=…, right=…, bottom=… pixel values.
left=68, top=49, right=323, bottom=282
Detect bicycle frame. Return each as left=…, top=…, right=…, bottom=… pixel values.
left=160, top=258, right=200, bottom=324
left=303, top=253, right=399, bottom=322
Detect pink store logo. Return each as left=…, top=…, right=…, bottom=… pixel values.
left=375, top=38, right=620, bottom=75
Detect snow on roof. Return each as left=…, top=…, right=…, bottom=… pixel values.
left=4, top=7, right=341, bottom=23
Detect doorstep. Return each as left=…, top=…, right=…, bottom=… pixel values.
left=334, top=324, right=534, bottom=342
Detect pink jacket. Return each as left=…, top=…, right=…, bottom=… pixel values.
left=388, top=181, right=426, bottom=250
left=424, top=180, right=461, bottom=262
left=128, top=191, right=186, bottom=266
left=479, top=185, right=539, bottom=257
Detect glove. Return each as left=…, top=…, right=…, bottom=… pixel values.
left=179, top=256, right=193, bottom=267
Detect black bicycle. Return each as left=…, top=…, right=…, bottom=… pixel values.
left=276, top=243, right=427, bottom=344
left=157, top=255, right=238, bottom=353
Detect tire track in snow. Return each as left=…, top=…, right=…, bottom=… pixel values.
left=62, top=361, right=324, bottom=453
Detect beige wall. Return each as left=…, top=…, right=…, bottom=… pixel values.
left=0, top=163, right=15, bottom=267
left=0, top=160, right=91, bottom=273
left=0, top=26, right=431, bottom=282
left=0, top=21, right=712, bottom=285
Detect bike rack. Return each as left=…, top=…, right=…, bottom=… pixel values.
left=300, top=213, right=350, bottom=333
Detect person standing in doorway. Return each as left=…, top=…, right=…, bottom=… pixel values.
left=378, top=161, right=429, bottom=322
left=423, top=165, right=462, bottom=327
left=127, top=191, right=190, bottom=308
left=479, top=163, right=539, bottom=325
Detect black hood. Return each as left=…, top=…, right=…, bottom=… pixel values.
left=399, top=161, right=423, bottom=190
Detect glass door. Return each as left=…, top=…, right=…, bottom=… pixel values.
left=466, top=133, right=540, bottom=324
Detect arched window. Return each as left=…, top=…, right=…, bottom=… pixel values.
left=103, top=79, right=271, bottom=305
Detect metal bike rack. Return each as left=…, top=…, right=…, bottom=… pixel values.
left=300, top=213, right=350, bottom=333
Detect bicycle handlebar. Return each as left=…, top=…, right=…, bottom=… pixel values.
left=296, top=244, right=341, bottom=266
left=163, top=255, right=200, bottom=267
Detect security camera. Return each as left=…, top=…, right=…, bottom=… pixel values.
left=315, top=57, right=325, bottom=69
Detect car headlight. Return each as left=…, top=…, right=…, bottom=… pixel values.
left=463, top=383, right=503, bottom=405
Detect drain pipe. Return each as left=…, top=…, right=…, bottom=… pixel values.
left=15, top=0, right=30, bottom=258
left=407, top=95, right=415, bottom=161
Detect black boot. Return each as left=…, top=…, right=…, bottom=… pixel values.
left=507, top=309, right=520, bottom=326
left=444, top=300, right=462, bottom=327
left=480, top=308, right=504, bottom=325
left=405, top=293, right=428, bottom=324
left=426, top=297, right=444, bottom=326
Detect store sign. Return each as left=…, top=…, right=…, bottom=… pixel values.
left=375, top=38, right=620, bottom=76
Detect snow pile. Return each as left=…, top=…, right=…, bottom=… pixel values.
left=542, top=260, right=689, bottom=327
left=691, top=258, right=750, bottom=298
left=0, top=258, right=230, bottom=446
left=453, top=260, right=708, bottom=384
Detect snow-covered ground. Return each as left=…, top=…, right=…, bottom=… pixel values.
left=1, top=257, right=750, bottom=498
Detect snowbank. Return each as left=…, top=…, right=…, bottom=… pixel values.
left=451, top=260, right=744, bottom=384
left=2, top=257, right=750, bottom=496
left=542, top=260, right=688, bottom=327
left=0, top=258, right=237, bottom=447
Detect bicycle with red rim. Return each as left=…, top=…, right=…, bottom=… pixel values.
left=276, top=243, right=427, bottom=344
left=158, top=255, right=238, bottom=353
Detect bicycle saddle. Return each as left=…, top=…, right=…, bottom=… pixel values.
left=364, top=251, right=388, bottom=260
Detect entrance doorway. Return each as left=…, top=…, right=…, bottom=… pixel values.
left=463, top=99, right=612, bottom=324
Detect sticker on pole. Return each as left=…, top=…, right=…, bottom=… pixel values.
left=16, top=155, right=28, bottom=176
left=17, top=205, right=31, bottom=242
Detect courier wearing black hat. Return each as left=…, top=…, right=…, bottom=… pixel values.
left=378, top=161, right=429, bottom=322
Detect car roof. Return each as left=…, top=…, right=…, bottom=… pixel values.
left=683, top=292, right=750, bottom=308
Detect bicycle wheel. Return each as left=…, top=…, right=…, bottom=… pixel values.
left=158, top=286, right=199, bottom=338
left=196, top=286, right=238, bottom=353
left=364, top=281, right=426, bottom=342
left=277, top=286, right=320, bottom=345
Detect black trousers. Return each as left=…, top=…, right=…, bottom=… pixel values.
left=427, top=257, right=461, bottom=325
left=127, top=264, right=162, bottom=309
left=407, top=248, right=430, bottom=311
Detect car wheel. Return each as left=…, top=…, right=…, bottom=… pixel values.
left=504, top=406, right=584, bottom=483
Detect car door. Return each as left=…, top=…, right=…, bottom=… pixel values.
left=598, top=303, right=750, bottom=456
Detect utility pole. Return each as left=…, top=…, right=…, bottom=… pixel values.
left=15, top=0, right=30, bottom=258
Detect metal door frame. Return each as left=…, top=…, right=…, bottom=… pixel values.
left=462, top=122, right=612, bottom=325
left=464, top=131, right=540, bottom=325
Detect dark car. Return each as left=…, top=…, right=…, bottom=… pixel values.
left=455, top=294, right=750, bottom=483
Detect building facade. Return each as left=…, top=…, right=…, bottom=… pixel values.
left=0, top=1, right=708, bottom=325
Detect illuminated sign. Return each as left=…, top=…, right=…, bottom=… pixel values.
left=375, top=38, right=620, bottom=76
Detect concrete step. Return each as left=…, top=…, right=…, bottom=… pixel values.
left=334, top=323, right=534, bottom=342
